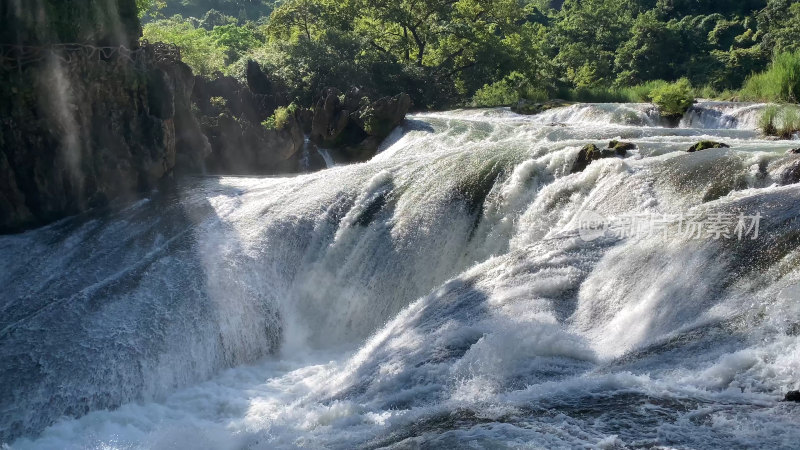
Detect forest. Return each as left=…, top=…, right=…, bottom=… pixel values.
left=136, top=0, right=800, bottom=112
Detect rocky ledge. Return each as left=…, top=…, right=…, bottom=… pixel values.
left=1, top=52, right=410, bottom=233
left=306, top=87, right=412, bottom=164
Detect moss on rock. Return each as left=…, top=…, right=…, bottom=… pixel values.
left=688, top=141, right=731, bottom=152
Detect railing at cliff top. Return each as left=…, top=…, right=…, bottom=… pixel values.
left=0, top=40, right=181, bottom=72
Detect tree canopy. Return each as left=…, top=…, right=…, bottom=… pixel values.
left=138, top=0, right=800, bottom=107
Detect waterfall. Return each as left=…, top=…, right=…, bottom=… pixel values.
left=680, top=101, right=768, bottom=130
left=3, top=104, right=800, bottom=448
left=317, top=148, right=335, bottom=168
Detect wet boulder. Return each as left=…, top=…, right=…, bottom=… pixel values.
left=688, top=141, right=730, bottom=153
left=788, top=148, right=800, bottom=155
left=609, top=140, right=636, bottom=156
left=785, top=390, right=800, bottom=402
left=571, top=144, right=602, bottom=174
left=781, top=160, right=800, bottom=186
left=572, top=142, right=631, bottom=174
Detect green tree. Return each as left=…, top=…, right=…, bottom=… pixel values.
left=143, top=17, right=228, bottom=76
left=759, top=0, right=800, bottom=54
left=551, top=0, right=639, bottom=87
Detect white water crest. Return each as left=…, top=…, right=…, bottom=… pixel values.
left=3, top=103, right=800, bottom=449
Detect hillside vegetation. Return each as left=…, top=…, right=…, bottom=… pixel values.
left=136, top=0, right=800, bottom=110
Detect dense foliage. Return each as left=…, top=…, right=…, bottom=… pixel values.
left=138, top=0, right=800, bottom=108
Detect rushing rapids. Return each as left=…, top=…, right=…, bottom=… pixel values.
left=2, top=102, right=800, bottom=448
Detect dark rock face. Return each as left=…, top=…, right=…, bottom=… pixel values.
left=0, top=0, right=213, bottom=233
left=311, top=88, right=353, bottom=148
left=193, top=71, right=305, bottom=175
left=785, top=391, right=800, bottom=402
left=688, top=141, right=730, bottom=152
left=0, top=28, right=409, bottom=233
left=246, top=60, right=273, bottom=96
left=309, top=88, right=411, bottom=162
left=0, top=44, right=203, bottom=233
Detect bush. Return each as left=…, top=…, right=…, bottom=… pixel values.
left=625, top=80, right=669, bottom=102
left=472, top=80, right=518, bottom=107
left=650, top=78, right=694, bottom=117
left=143, top=17, right=228, bottom=77
left=759, top=105, right=779, bottom=135
left=262, top=104, right=296, bottom=130
left=210, top=96, right=227, bottom=110
left=472, top=72, right=546, bottom=107
left=556, top=80, right=675, bottom=104
left=739, top=51, right=800, bottom=102
left=562, top=86, right=634, bottom=103
left=760, top=105, right=800, bottom=138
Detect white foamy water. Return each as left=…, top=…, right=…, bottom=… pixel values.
left=2, top=103, right=800, bottom=449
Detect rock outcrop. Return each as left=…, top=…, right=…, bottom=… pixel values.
left=0, top=0, right=213, bottom=233
left=0, top=42, right=205, bottom=233
left=193, top=64, right=305, bottom=175
left=0, top=0, right=412, bottom=234
left=688, top=141, right=730, bottom=152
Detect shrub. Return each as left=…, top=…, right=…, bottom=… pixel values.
left=262, top=104, right=296, bottom=130
left=473, top=77, right=523, bottom=107
left=759, top=105, right=779, bottom=135
left=650, top=78, right=694, bottom=117
left=472, top=72, right=547, bottom=107
left=209, top=96, right=227, bottom=110
left=739, top=51, right=800, bottom=102
left=626, top=80, right=669, bottom=102
left=761, top=105, right=800, bottom=138
left=782, top=107, right=800, bottom=137
left=143, top=17, right=228, bottom=77
left=564, top=87, right=634, bottom=103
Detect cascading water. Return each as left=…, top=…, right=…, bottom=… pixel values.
left=2, top=102, right=800, bottom=449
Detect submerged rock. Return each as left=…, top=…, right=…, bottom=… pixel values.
left=788, top=148, right=800, bottom=155
left=785, top=391, right=800, bottom=402
left=688, top=141, right=730, bottom=153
